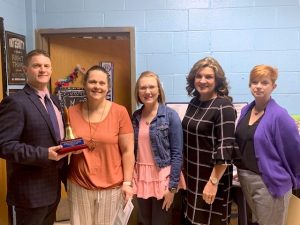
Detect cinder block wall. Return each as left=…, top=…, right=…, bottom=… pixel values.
left=1, top=0, right=300, bottom=113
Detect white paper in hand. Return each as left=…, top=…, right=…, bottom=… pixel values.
left=112, top=199, right=134, bottom=225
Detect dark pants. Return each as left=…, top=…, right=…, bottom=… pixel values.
left=8, top=201, right=59, bottom=225
left=182, top=218, right=192, bottom=225
left=232, top=186, right=248, bottom=225
left=137, top=197, right=172, bottom=225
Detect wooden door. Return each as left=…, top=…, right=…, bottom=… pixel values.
left=49, top=36, right=132, bottom=115
left=0, top=41, right=3, bottom=100
left=0, top=160, right=8, bottom=225
left=48, top=35, right=138, bottom=223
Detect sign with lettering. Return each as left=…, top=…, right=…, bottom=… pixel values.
left=57, top=87, right=87, bottom=110
left=5, top=31, right=26, bottom=84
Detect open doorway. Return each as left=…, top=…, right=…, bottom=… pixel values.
left=36, top=27, right=137, bottom=224
left=36, top=27, right=136, bottom=114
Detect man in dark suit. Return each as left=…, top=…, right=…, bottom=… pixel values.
left=0, top=49, right=68, bottom=225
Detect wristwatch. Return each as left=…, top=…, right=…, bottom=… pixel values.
left=209, top=177, right=218, bottom=185
left=169, top=187, right=177, bottom=193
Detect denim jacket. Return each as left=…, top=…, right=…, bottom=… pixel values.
left=132, top=104, right=183, bottom=189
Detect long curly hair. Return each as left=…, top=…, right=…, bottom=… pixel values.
left=186, top=57, right=232, bottom=101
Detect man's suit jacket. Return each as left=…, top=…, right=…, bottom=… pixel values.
left=0, top=84, right=67, bottom=208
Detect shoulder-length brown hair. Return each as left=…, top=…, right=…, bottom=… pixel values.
left=186, top=57, right=231, bottom=101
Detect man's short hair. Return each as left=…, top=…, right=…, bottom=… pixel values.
left=24, top=49, right=50, bottom=66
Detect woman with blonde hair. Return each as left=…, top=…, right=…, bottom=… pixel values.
left=132, top=71, right=185, bottom=225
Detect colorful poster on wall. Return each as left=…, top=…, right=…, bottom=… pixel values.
left=5, top=31, right=26, bottom=84
left=100, top=61, right=113, bottom=101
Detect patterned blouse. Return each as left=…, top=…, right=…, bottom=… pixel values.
left=182, top=96, right=237, bottom=225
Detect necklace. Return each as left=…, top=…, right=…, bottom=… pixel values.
left=87, top=100, right=107, bottom=151
left=142, top=105, right=158, bottom=126
left=253, top=107, right=264, bottom=116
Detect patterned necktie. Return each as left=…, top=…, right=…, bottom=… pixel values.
left=44, top=95, right=60, bottom=141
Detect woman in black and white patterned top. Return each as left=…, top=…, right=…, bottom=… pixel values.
left=182, top=57, right=238, bottom=225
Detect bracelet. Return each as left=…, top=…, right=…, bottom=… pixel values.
left=123, top=181, right=132, bottom=187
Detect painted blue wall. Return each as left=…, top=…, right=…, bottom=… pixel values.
left=0, top=0, right=35, bottom=49
left=1, top=0, right=300, bottom=114
left=0, top=0, right=26, bottom=35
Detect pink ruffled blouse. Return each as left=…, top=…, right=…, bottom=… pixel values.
left=133, top=118, right=186, bottom=200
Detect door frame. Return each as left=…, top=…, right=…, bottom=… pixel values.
left=0, top=17, right=6, bottom=100
left=36, top=27, right=136, bottom=112
left=0, top=17, right=8, bottom=225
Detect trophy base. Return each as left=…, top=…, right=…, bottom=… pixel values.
left=58, top=138, right=88, bottom=154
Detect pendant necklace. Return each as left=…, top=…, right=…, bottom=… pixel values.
left=87, top=100, right=107, bottom=151
left=142, top=105, right=158, bottom=126
left=253, top=107, right=264, bottom=116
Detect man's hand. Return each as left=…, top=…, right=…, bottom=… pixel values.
left=48, top=145, right=68, bottom=161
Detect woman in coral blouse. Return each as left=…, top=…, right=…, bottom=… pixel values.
left=67, top=65, right=134, bottom=225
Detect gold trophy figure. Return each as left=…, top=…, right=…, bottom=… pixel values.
left=64, top=107, right=75, bottom=139
left=57, top=107, right=87, bottom=154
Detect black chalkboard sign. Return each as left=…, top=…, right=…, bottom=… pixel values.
left=57, top=87, right=87, bottom=110
left=5, top=31, right=26, bottom=84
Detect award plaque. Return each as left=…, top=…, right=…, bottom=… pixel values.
left=57, top=107, right=88, bottom=154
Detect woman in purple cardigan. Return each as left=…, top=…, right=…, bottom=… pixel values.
left=235, top=65, right=300, bottom=225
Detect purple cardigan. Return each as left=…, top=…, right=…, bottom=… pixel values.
left=237, top=98, right=300, bottom=197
